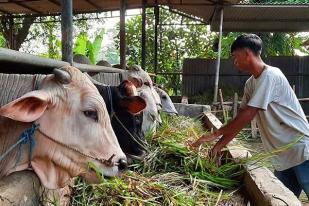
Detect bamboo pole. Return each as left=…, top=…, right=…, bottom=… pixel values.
left=233, top=92, right=238, bottom=119
left=219, top=89, right=227, bottom=123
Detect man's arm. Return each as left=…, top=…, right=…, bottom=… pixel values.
left=191, top=105, right=260, bottom=152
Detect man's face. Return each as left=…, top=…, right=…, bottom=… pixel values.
left=231, top=48, right=250, bottom=72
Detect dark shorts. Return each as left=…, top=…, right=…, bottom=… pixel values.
left=274, top=160, right=309, bottom=199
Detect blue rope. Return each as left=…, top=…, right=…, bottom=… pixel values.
left=0, top=123, right=39, bottom=164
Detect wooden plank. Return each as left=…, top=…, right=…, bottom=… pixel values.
left=233, top=92, right=238, bottom=119
left=219, top=88, right=227, bottom=122
left=251, top=118, right=258, bottom=139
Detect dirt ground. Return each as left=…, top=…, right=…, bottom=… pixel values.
left=237, top=135, right=309, bottom=205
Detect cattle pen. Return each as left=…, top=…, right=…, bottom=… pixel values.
left=1, top=0, right=309, bottom=205
left=0, top=48, right=303, bottom=205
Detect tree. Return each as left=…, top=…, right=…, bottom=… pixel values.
left=115, top=8, right=217, bottom=94
left=0, top=15, right=36, bottom=50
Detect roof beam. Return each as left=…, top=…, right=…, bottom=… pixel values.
left=12, top=1, right=43, bottom=14
left=47, top=0, right=61, bottom=7
left=225, top=4, right=309, bottom=8
left=84, top=0, right=100, bottom=9
left=221, top=19, right=309, bottom=23
left=0, top=8, right=11, bottom=15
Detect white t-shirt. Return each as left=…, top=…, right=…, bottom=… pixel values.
left=241, top=65, right=309, bottom=171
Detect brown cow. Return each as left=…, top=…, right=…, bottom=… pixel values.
left=0, top=66, right=127, bottom=189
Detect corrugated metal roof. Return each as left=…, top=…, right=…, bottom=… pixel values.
left=210, top=4, right=309, bottom=32
left=0, top=0, right=308, bottom=32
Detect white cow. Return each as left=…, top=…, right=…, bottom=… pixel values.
left=154, top=86, right=178, bottom=115
left=127, top=65, right=162, bottom=133
left=0, top=66, right=126, bottom=189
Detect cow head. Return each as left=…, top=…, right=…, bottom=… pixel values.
left=128, top=65, right=162, bottom=133
left=154, top=86, right=178, bottom=115
left=95, top=80, right=147, bottom=160
left=0, top=66, right=127, bottom=189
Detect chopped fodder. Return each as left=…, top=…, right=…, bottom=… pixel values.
left=71, top=114, right=293, bottom=205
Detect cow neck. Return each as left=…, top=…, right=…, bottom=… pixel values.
left=35, top=127, right=116, bottom=167
left=0, top=122, right=38, bottom=167
left=112, top=114, right=148, bottom=152
left=103, top=86, right=148, bottom=152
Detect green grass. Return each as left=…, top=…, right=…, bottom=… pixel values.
left=69, top=114, right=298, bottom=205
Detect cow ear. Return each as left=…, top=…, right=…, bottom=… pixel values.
left=0, top=90, right=50, bottom=122
left=119, top=96, right=146, bottom=114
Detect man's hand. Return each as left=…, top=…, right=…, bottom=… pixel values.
left=190, top=132, right=220, bottom=148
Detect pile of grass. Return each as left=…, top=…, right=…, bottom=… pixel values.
left=70, top=114, right=249, bottom=206
left=132, top=114, right=243, bottom=189
left=73, top=113, right=304, bottom=206
left=71, top=113, right=302, bottom=205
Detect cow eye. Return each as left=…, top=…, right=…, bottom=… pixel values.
left=162, top=95, right=167, bottom=99
left=83, top=110, right=98, bottom=122
left=144, top=82, right=150, bottom=87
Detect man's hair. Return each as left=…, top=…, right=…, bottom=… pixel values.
left=230, top=34, right=262, bottom=56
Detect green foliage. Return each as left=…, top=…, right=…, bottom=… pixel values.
left=73, top=30, right=104, bottom=64
left=0, top=34, right=6, bottom=48
left=74, top=32, right=88, bottom=56
left=115, top=7, right=308, bottom=94
left=115, top=8, right=217, bottom=95
left=88, top=30, right=104, bottom=64
left=39, top=18, right=62, bottom=59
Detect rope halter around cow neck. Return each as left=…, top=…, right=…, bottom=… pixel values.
left=0, top=122, right=117, bottom=168
left=0, top=123, right=38, bottom=165
left=36, top=128, right=117, bottom=167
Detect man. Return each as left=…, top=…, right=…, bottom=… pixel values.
left=192, top=34, right=309, bottom=199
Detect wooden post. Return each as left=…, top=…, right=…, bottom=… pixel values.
left=154, top=2, right=159, bottom=83
left=120, top=0, right=127, bottom=70
left=251, top=118, right=258, bottom=139
left=181, top=96, right=188, bottom=104
left=233, top=92, right=238, bottom=119
left=213, top=8, right=224, bottom=103
left=219, top=89, right=227, bottom=123
left=141, top=0, right=147, bottom=70
left=61, top=0, right=73, bottom=65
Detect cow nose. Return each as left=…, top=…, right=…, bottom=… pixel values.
left=118, top=158, right=127, bottom=171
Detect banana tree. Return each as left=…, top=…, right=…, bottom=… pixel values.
left=74, top=30, right=104, bottom=64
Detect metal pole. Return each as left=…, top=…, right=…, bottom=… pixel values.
left=120, top=0, right=127, bottom=70
left=61, top=0, right=73, bottom=65
left=154, top=4, right=159, bottom=83
left=141, top=0, right=147, bottom=70
left=213, top=8, right=223, bottom=103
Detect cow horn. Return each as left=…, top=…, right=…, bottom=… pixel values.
left=53, top=68, right=72, bottom=84
left=129, top=65, right=141, bottom=71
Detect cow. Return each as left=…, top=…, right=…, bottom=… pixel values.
left=154, top=86, right=178, bottom=115
left=127, top=65, right=163, bottom=133
left=94, top=80, right=148, bottom=160
left=72, top=56, right=148, bottom=159
left=0, top=66, right=127, bottom=189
